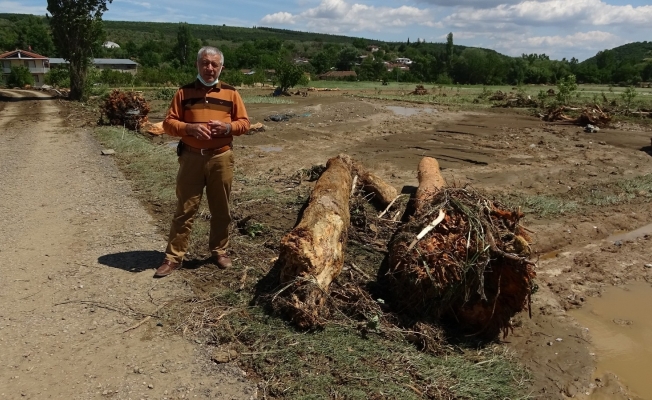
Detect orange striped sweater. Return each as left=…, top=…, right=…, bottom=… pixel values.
left=163, top=80, right=250, bottom=150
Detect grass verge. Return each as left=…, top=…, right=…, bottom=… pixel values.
left=502, top=174, right=652, bottom=218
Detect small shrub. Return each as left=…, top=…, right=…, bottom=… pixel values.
left=7, top=66, right=34, bottom=88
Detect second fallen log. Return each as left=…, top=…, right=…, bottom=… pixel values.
left=353, top=162, right=398, bottom=208
left=277, top=154, right=353, bottom=329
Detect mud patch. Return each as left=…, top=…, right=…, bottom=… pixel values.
left=385, top=105, right=436, bottom=116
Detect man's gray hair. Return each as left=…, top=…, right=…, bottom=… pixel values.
left=197, top=46, right=224, bottom=64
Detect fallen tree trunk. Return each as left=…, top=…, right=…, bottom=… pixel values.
left=415, top=157, right=446, bottom=209
left=353, top=162, right=398, bottom=208
left=388, top=157, right=535, bottom=338
left=277, top=154, right=353, bottom=328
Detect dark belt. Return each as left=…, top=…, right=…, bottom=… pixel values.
left=184, top=144, right=231, bottom=156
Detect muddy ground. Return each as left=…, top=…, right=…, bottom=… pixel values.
left=217, top=90, right=652, bottom=399
left=2, top=87, right=652, bottom=399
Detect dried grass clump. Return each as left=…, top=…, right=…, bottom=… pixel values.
left=388, top=187, right=536, bottom=338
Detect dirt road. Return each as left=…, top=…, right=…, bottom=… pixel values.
left=0, top=90, right=256, bottom=399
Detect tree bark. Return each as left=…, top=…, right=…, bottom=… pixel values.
left=353, top=162, right=398, bottom=208
left=278, top=154, right=353, bottom=328
left=414, top=157, right=446, bottom=214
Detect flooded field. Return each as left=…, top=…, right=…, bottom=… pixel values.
left=140, top=88, right=652, bottom=399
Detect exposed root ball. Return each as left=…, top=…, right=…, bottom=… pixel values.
left=388, top=187, right=536, bottom=338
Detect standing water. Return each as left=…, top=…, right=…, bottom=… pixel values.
left=569, top=282, right=652, bottom=398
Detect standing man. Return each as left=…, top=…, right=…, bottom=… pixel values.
left=155, top=46, right=250, bottom=278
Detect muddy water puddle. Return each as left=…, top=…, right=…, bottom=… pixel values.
left=570, top=282, right=652, bottom=398
left=608, top=223, right=652, bottom=243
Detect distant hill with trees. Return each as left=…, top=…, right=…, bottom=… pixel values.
left=1, top=12, right=650, bottom=87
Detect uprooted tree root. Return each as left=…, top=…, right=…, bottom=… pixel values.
left=388, top=187, right=536, bottom=338
left=543, top=105, right=612, bottom=127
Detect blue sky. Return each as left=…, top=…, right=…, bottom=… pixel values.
left=4, top=0, right=652, bottom=61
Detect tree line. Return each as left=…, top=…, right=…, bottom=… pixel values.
left=2, top=9, right=651, bottom=100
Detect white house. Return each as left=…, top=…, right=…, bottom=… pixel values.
left=0, top=49, right=49, bottom=87
left=103, top=41, right=120, bottom=49
left=395, top=57, right=413, bottom=65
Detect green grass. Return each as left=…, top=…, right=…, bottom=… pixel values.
left=93, top=126, right=177, bottom=204
left=241, top=95, right=295, bottom=104
left=520, top=195, right=580, bottom=218
left=505, top=174, right=652, bottom=218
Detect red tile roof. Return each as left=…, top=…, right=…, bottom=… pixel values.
left=0, top=49, right=48, bottom=59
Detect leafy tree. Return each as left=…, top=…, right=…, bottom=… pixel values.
left=47, top=0, right=113, bottom=100
left=642, top=63, right=652, bottom=82
left=445, top=32, right=453, bottom=72
left=45, top=65, right=70, bottom=87
left=335, top=47, right=358, bottom=71
left=7, top=66, right=34, bottom=88
left=356, top=56, right=386, bottom=81
left=172, top=23, right=200, bottom=67
left=556, top=74, right=578, bottom=105
left=310, top=51, right=335, bottom=74
left=221, top=69, right=245, bottom=86
left=620, top=86, right=637, bottom=115
left=275, top=60, right=305, bottom=92
left=98, top=69, right=134, bottom=85
left=15, top=16, right=56, bottom=56
left=352, top=38, right=367, bottom=49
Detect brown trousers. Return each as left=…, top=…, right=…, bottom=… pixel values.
left=165, top=149, right=234, bottom=263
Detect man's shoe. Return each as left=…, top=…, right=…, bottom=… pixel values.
left=214, top=254, right=232, bottom=269
left=154, top=259, right=181, bottom=278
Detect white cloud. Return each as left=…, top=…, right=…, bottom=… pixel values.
left=445, top=0, right=652, bottom=27
left=261, top=12, right=296, bottom=24
left=260, top=0, right=435, bottom=33
left=415, top=0, right=528, bottom=8
left=133, top=1, right=151, bottom=7
left=476, top=30, right=623, bottom=59
left=0, top=1, right=46, bottom=15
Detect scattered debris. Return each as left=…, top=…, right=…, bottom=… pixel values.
left=141, top=121, right=165, bottom=135
left=410, top=85, right=428, bottom=95
left=307, top=87, right=340, bottom=92
left=248, top=122, right=266, bottom=133
left=265, top=113, right=295, bottom=122
left=211, top=349, right=239, bottom=364
left=543, top=105, right=612, bottom=127
left=584, top=124, right=600, bottom=133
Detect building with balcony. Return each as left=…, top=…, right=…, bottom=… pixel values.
left=0, top=49, right=50, bottom=87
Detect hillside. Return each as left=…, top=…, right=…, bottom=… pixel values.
left=581, top=41, right=652, bottom=65
left=2, top=12, right=648, bottom=85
